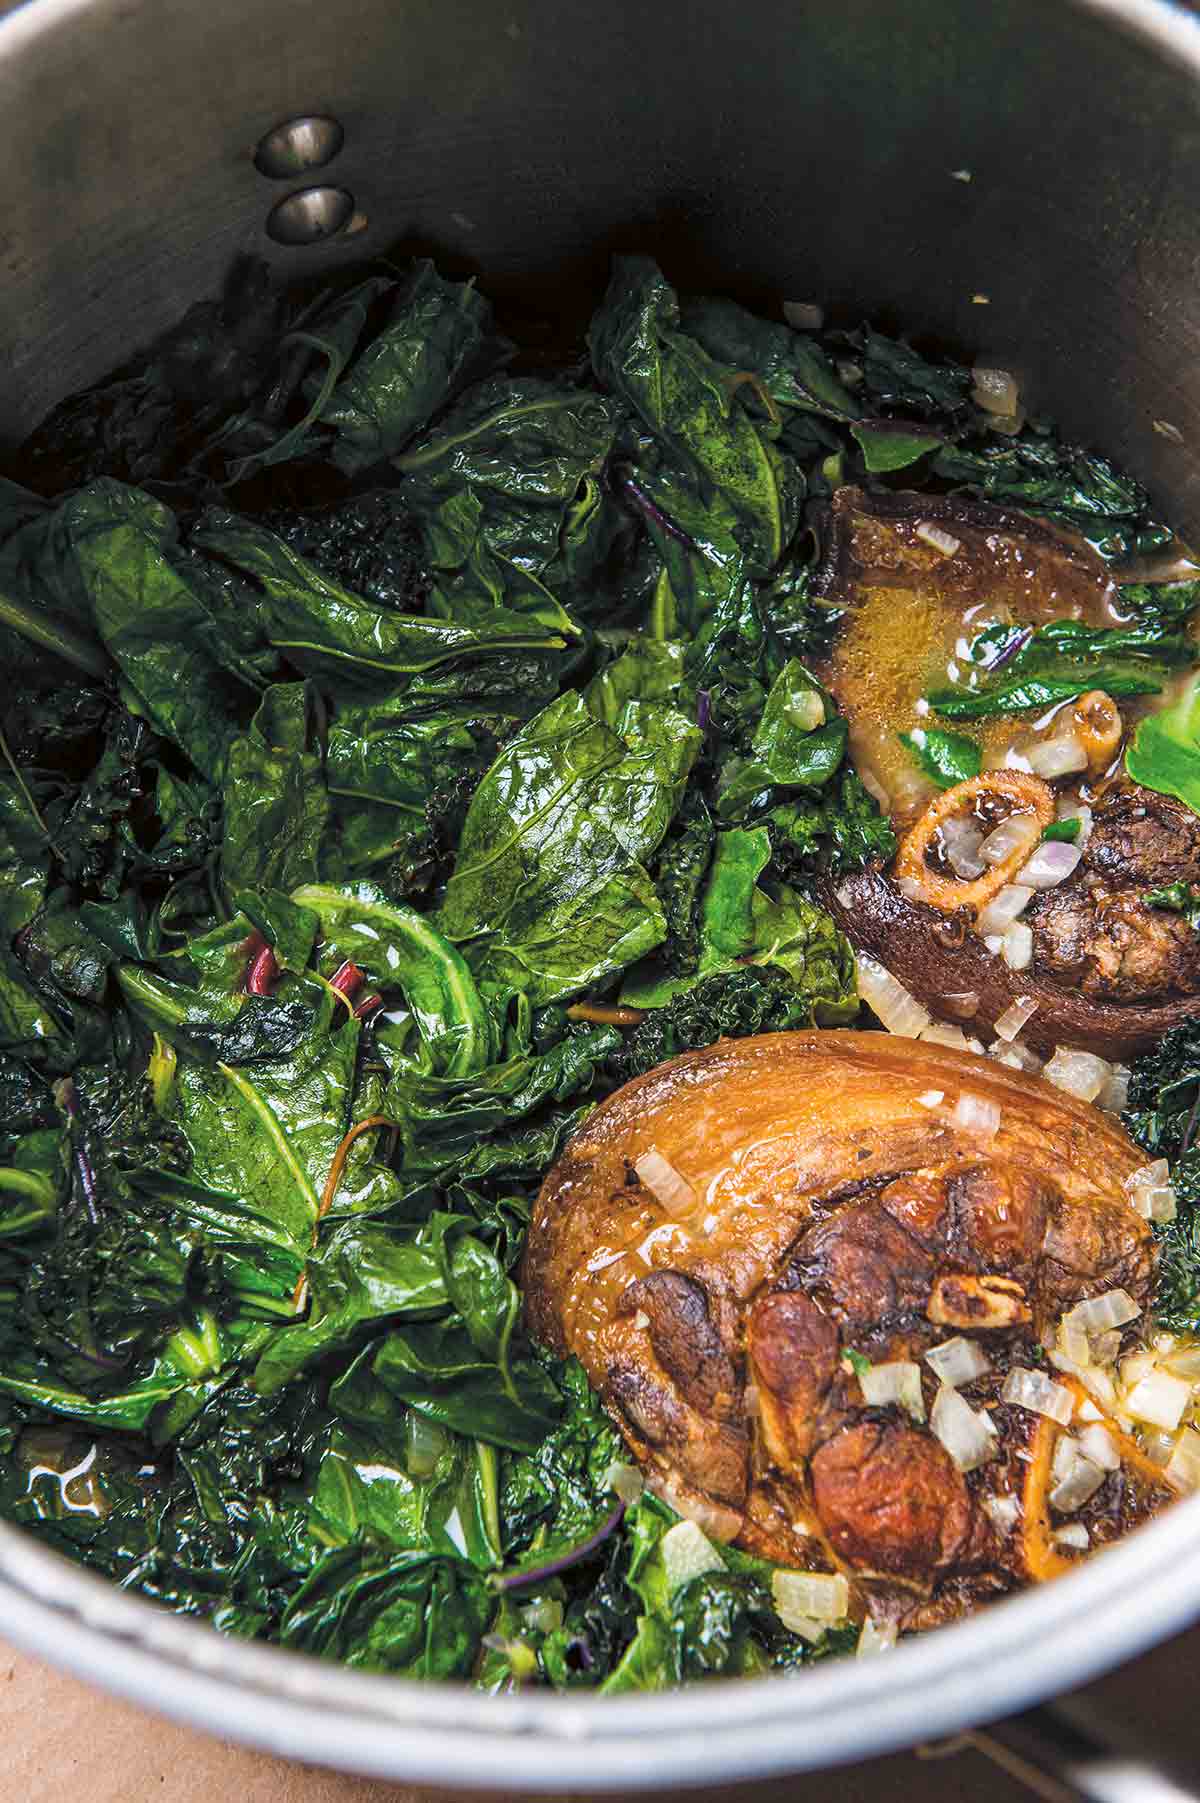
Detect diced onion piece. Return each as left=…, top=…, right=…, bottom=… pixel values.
left=1027, top=733, right=1089, bottom=780
left=652, top=1484, right=742, bottom=1543
left=604, top=1461, right=645, bottom=1505
left=772, top=1569, right=849, bottom=1626
left=635, top=1149, right=696, bottom=1219
left=917, top=1089, right=945, bottom=1108
left=785, top=689, right=827, bottom=732
left=859, top=1359, right=926, bottom=1422
left=1048, top=1348, right=1119, bottom=1413
left=953, top=1092, right=1001, bottom=1140
left=919, top=1023, right=970, bottom=1051
left=856, top=1616, right=898, bottom=1657
left=1163, top=1344, right=1200, bottom=1380
left=779, top=1611, right=826, bottom=1644
left=989, top=1039, right=1043, bottom=1074
left=1001, top=921, right=1034, bottom=972
left=980, top=815, right=1042, bottom=866
left=1057, top=1319, right=1092, bottom=1367
left=925, top=1336, right=991, bottom=1388
left=983, top=933, right=1004, bottom=955
left=982, top=1493, right=1020, bottom=1533
left=1020, top=839, right=1084, bottom=890
left=661, top=1519, right=726, bottom=1590
left=977, top=884, right=1035, bottom=936
left=1063, top=1290, right=1141, bottom=1337
left=1049, top=1444, right=1105, bottom=1513
left=783, top=299, right=825, bottom=330
left=1042, top=1046, right=1112, bottom=1103
left=1076, top=1424, right=1120, bottom=1472
left=896, top=875, right=928, bottom=904
left=1123, top=1160, right=1178, bottom=1224
left=931, top=1382, right=998, bottom=1472
left=1056, top=794, right=1094, bottom=843
left=1124, top=1370, right=1191, bottom=1432
left=856, top=953, right=931, bottom=1037
left=1077, top=1398, right=1103, bottom=1423
left=1119, top=1349, right=1157, bottom=1387
left=1053, top=1522, right=1091, bottom=1550
left=993, top=996, right=1038, bottom=1042
left=940, top=814, right=986, bottom=879
left=1002, top=1367, right=1076, bottom=1425
left=1164, top=1427, right=1200, bottom=1492
left=1097, top=1064, right=1130, bottom=1114
left=916, top=521, right=962, bottom=557
left=973, top=365, right=1020, bottom=415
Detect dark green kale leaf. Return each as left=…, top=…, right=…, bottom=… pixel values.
left=1125, top=1020, right=1200, bottom=1334
left=608, top=965, right=834, bottom=1085
left=855, top=328, right=973, bottom=421
left=1147, top=883, right=1200, bottom=931
left=768, top=769, right=897, bottom=876
left=931, top=434, right=1150, bottom=544
left=651, top=793, right=715, bottom=975
left=263, top=490, right=430, bottom=613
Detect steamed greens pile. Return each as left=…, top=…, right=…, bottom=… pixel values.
left=0, top=248, right=1190, bottom=1687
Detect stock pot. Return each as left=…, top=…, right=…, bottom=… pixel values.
left=1, top=0, right=1200, bottom=1791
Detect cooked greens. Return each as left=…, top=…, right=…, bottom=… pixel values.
left=1, top=244, right=1195, bottom=1690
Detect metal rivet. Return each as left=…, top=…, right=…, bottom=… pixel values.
left=265, top=185, right=355, bottom=246
left=254, top=114, right=345, bottom=179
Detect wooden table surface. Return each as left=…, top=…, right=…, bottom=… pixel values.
left=5, top=1621, right=1200, bottom=1803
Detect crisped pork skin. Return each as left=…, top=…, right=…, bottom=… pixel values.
left=524, top=1032, right=1170, bottom=1627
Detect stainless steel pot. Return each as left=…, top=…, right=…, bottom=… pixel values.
left=2, top=0, right=1200, bottom=1791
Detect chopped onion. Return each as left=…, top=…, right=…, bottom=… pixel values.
left=1098, top=1064, right=1130, bottom=1114
left=1063, top=1290, right=1140, bottom=1337
left=1053, top=1522, right=1091, bottom=1551
left=925, top=1336, right=991, bottom=1388
left=1049, top=1348, right=1118, bottom=1413
left=953, top=1091, right=1001, bottom=1139
left=604, top=1461, right=645, bottom=1505
left=778, top=1611, right=826, bottom=1644
left=983, top=933, right=1004, bottom=955
left=983, top=1493, right=1021, bottom=1533
left=1164, top=1426, right=1200, bottom=1492
left=896, top=875, right=929, bottom=904
left=859, top=1359, right=926, bottom=1422
left=772, top=1569, right=849, bottom=1626
left=1027, top=733, right=1089, bottom=780
left=1049, top=1444, right=1105, bottom=1513
left=1163, top=1344, right=1200, bottom=1380
left=1042, top=1046, right=1112, bottom=1103
left=523, top=1597, right=565, bottom=1635
left=858, top=765, right=891, bottom=811
left=661, top=1519, right=725, bottom=1590
left=856, top=953, right=931, bottom=1037
left=931, top=1382, right=998, bottom=1471
left=635, top=1148, right=696, bottom=1219
left=940, top=814, right=986, bottom=878
left=1058, top=1318, right=1092, bottom=1366
left=1057, top=795, right=1093, bottom=844
left=856, top=1616, right=898, bottom=1657
left=1020, top=839, right=1084, bottom=890
left=993, top=996, right=1038, bottom=1042
left=1076, top=1424, right=1120, bottom=1472
left=973, top=366, right=1020, bottom=415
left=783, top=299, right=825, bottom=330
left=1002, top=1367, right=1076, bottom=1425
left=1123, top=1160, right=1178, bottom=1224
left=1001, top=921, right=1034, bottom=972
left=652, top=1484, right=743, bottom=1543
left=916, top=521, right=962, bottom=557
left=977, top=883, right=1035, bottom=936
left=989, top=1039, right=1043, bottom=1074
left=919, top=1023, right=971, bottom=1051
left=1123, top=1370, right=1191, bottom=1432
left=1119, top=1349, right=1158, bottom=1388
left=980, top=815, right=1041, bottom=866
left=1077, top=1398, right=1103, bottom=1423
left=1141, top=1430, right=1177, bottom=1466
left=917, top=1088, right=945, bottom=1108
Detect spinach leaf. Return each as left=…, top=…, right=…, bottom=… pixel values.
left=222, top=684, right=330, bottom=895
left=1147, top=881, right=1200, bottom=927
left=850, top=421, right=943, bottom=473
left=0, top=780, right=60, bottom=1057
left=438, top=690, right=699, bottom=1003
left=1126, top=673, right=1200, bottom=816
left=589, top=257, right=801, bottom=573
left=279, top=1544, right=490, bottom=1676
left=856, top=328, right=973, bottom=421
left=900, top=726, right=981, bottom=788
left=928, top=618, right=1192, bottom=721
left=679, top=296, right=859, bottom=420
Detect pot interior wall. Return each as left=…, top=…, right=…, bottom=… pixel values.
left=1, top=0, right=1198, bottom=534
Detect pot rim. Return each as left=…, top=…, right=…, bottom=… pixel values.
left=3, top=0, right=1200, bottom=1785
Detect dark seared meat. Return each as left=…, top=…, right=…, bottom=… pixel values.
left=810, top=1419, right=973, bottom=1581
left=1086, top=785, right=1200, bottom=887
left=1028, top=883, right=1200, bottom=1005
left=524, top=1032, right=1167, bottom=1626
